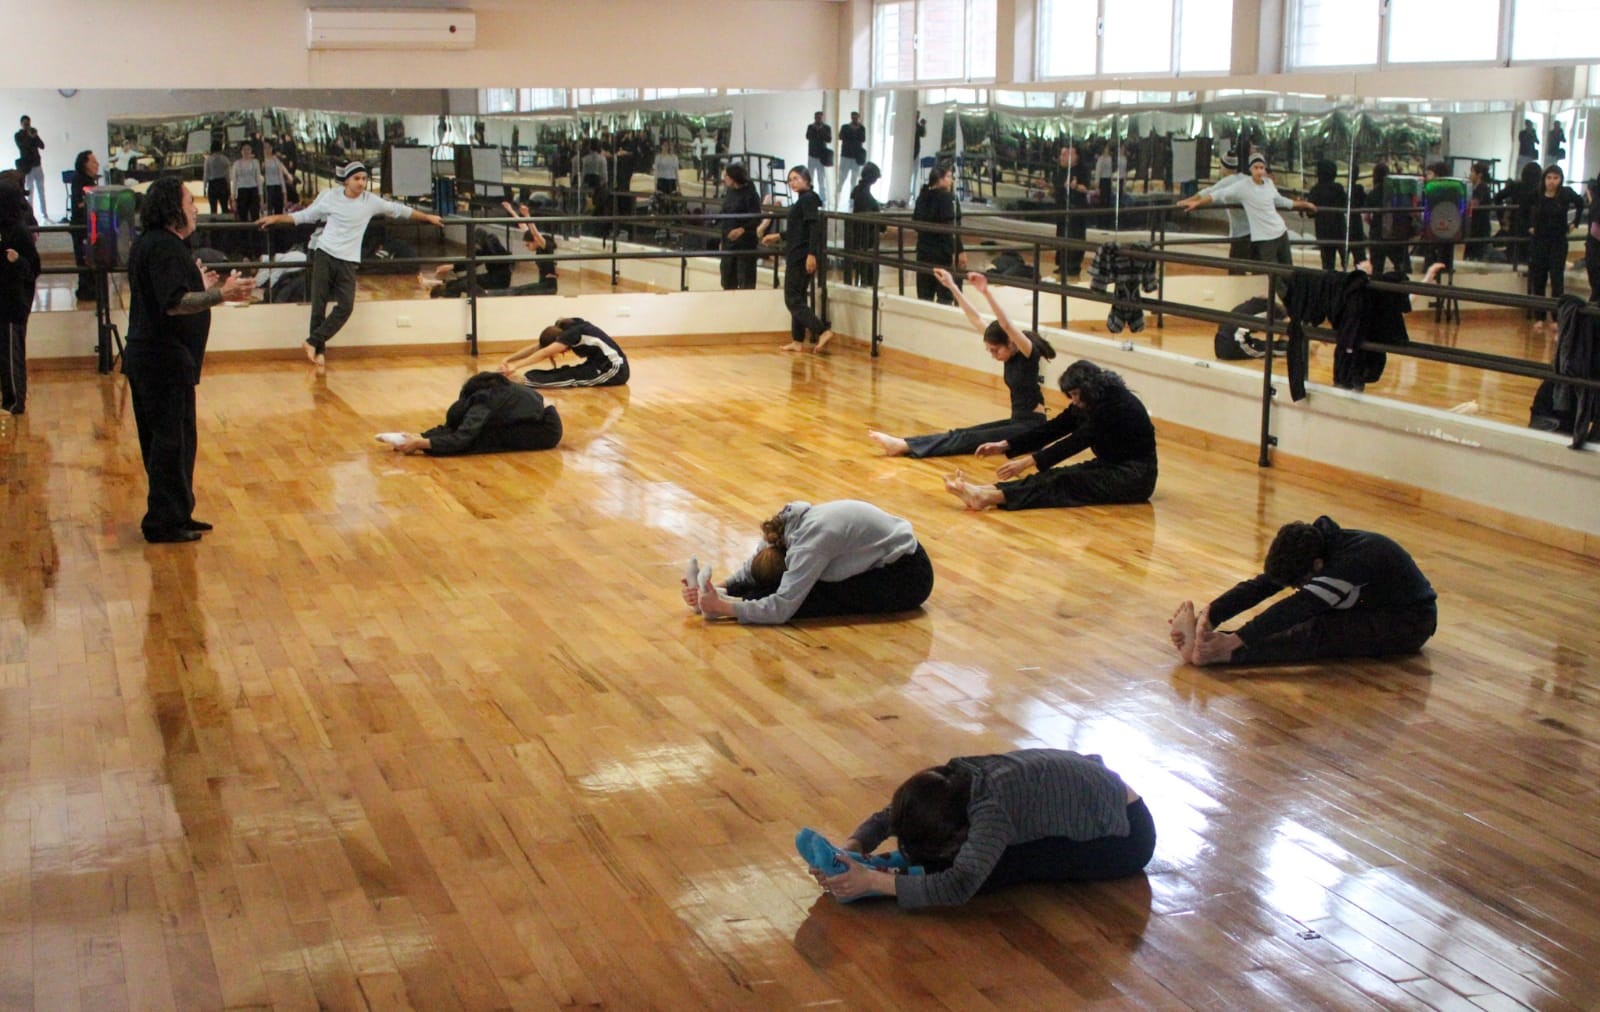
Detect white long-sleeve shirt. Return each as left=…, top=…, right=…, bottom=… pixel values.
left=1206, top=172, right=1295, bottom=242
left=1198, top=171, right=1250, bottom=239
left=291, top=188, right=414, bottom=264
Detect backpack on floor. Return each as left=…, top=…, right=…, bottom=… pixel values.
left=1214, top=297, right=1288, bottom=360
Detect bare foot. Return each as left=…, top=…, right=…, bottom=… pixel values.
left=867, top=430, right=910, bottom=457
left=1191, top=611, right=1233, bottom=666
left=813, top=330, right=834, bottom=355
left=417, top=272, right=442, bottom=291
left=303, top=342, right=320, bottom=365
left=779, top=341, right=805, bottom=353
left=1169, top=601, right=1197, bottom=663
left=942, top=470, right=999, bottom=511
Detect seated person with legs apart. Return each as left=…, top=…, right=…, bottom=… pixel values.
left=800, top=749, right=1154, bottom=908
left=498, top=317, right=628, bottom=389
left=1168, top=515, right=1437, bottom=667
left=380, top=372, right=562, bottom=456
left=681, top=500, right=934, bottom=625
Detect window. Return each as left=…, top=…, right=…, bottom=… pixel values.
left=1512, top=0, right=1600, bottom=61
left=518, top=89, right=567, bottom=112
left=479, top=89, right=515, bottom=115
left=643, top=89, right=712, bottom=101
left=1388, top=0, right=1499, bottom=63
left=1038, top=0, right=1234, bottom=78
left=573, top=89, right=639, bottom=107
left=873, top=0, right=998, bottom=85
left=1289, top=0, right=1380, bottom=68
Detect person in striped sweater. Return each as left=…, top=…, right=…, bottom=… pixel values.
left=809, top=749, right=1154, bottom=908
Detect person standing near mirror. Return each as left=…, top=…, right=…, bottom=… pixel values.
left=203, top=142, right=231, bottom=216
left=231, top=142, right=261, bottom=222
left=760, top=166, right=834, bottom=353
left=913, top=163, right=965, bottom=304
left=1306, top=159, right=1348, bottom=272
left=718, top=162, right=762, bottom=291
left=837, top=112, right=867, bottom=208
left=806, top=111, right=832, bottom=208
left=1465, top=162, right=1492, bottom=262
left=13, top=116, right=47, bottom=222
left=1054, top=145, right=1091, bottom=280
left=1523, top=165, right=1585, bottom=332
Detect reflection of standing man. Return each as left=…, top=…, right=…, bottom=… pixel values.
left=1516, top=119, right=1539, bottom=174
left=1053, top=145, right=1091, bottom=279
left=806, top=111, right=832, bottom=207
left=837, top=112, right=867, bottom=207
left=14, top=116, right=47, bottom=221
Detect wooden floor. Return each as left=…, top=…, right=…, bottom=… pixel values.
left=5, top=337, right=1600, bottom=1011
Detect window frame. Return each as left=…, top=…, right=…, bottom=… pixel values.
left=872, top=0, right=1000, bottom=88
left=1035, top=0, right=1235, bottom=81
left=1284, top=0, right=1600, bottom=73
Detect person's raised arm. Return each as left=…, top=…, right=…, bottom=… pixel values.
left=967, top=271, right=1031, bottom=356
left=933, top=267, right=985, bottom=332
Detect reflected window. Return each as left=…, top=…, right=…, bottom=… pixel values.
left=873, top=0, right=998, bottom=84
left=518, top=89, right=567, bottom=112
left=1388, top=0, right=1499, bottom=63
left=1512, top=0, right=1600, bottom=61
left=1289, top=0, right=1380, bottom=68
left=479, top=89, right=515, bottom=115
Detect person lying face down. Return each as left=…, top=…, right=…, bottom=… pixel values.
left=681, top=500, right=934, bottom=624
left=805, top=749, right=1153, bottom=908
left=386, top=372, right=562, bottom=456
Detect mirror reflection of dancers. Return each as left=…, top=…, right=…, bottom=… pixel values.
left=802, top=749, right=1154, bottom=907
left=380, top=373, right=562, bottom=456
left=497, top=317, right=628, bottom=389
left=1168, top=516, right=1437, bottom=667
left=680, top=500, right=932, bottom=625
left=759, top=167, right=835, bottom=354
left=941, top=360, right=1157, bottom=512
left=868, top=269, right=1055, bottom=458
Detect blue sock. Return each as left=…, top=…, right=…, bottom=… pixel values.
left=794, top=829, right=922, bottom=903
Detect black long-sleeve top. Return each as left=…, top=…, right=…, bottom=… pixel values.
left=14, top=129, right=44, bottom=170
left=913, top=187, right=962, bottom=262
left=719, top=184, right=762, bottom=248
left=1005, top=386, right=1156, bottom=471
left=1207, top=515, right=1436, bottom=645
left=806, top=122, right=832, bottom=160
left=0, top=222, right=41, bottom=322
left=422, top=384, right=556, bottom=456
left=1306, top=180, right=1348, bottom=240
left=1525, top=187, right=1585, bottom=244
left=783, top=190, right=825, bottom=260
left=69, top=171, right=98, bottom=228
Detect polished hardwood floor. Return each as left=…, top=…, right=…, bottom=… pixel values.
left=4, top=340, right=1598, bottom=1010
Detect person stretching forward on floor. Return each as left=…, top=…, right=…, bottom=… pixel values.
left=1169, top=515, right=1437, bottom=666
left=681, top=500, right=933, bottom=624
left=260, top=160, right=443, bottom=366
left=807, top=749, right=1154, bottom=907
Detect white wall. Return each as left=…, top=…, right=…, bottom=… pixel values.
left=0, top=0, right=845, bottom=92
left=1447, top=112, right=1515, bottom=181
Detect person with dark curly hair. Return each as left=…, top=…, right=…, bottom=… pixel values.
left=1168, top=515, right=1437, bottom=666
left=122, top=177, right=252, bottom=543
left=680, top=500, right=932, bottom=624
left=941, top=359, right=1157, bottom=511
left=804, top=749, right=1153, bottom=908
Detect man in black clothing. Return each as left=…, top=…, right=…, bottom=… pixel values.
left=1465, top=162, right=1493, bottom=261
left=1169, top=516, right=1437, bottom=666
left=837, top=111, right=867, bottom=207
left=122, top=177, right=252, bottom=543
left=806, top=111, right=833, bottom=207
left=14, top=116, right=47, bottom=221
left=1053, top=145, right=1091, bottom=278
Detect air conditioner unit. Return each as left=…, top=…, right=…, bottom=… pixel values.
left=307, top=9, right=477, bottom=50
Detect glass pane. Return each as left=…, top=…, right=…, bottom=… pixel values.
left=1290, top=0, right=1379, bottom=68
left=1389, top=0, right=1499, bottom=62
left=1511, top=0, right=1600, bottom=61
left=968, top=0, right=998, bottom=79
left=1178, top=0, right=1234, bottom=73
left=1103, top=0, right=1173, bottom=74
left=875, top=1, right=918, bottom=83
left=918, top=0, right=966, bottom=80
left=1038, top=0, right=1098, bottom=77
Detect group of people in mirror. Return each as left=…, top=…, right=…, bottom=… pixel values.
left=44, top=139, right=1450, bottom=913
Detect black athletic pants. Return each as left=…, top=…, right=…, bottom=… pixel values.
left=265, top=184, right=286, bottom=216
left=129, top=372, right=198, bottom=534
left=1588, top=236, right=1600, bottom=303
left=999, top=456, right=1157, bottom=511
left=790, top=544, right=934, bottom=620
left=1528, top=240, right=1566, bottom=321
left=423, top=406, right=563, bottom=455
left=784, top=253, right=828, bottom=344
left=1318, top=245, right=1349, bottom=272
left=522, top=358, right=629, bottom=389
left=978, top=800, right=1156, bottom=891
left=206, top=179, right=231, bottom=216
left=307, top=250, right=360, bottom=353
left=0, top=318, right=26, bottom=412
left=916, top=256, right=957, bottom=304
left=905, top=413, right=1044, bottom=459
left=1228, top=600, right=1436, bottom=665
left=721, top=239, right=759, bottom=290
left=1056, top=214, right=1086, bottom=276
left=235, top=187, right=260, bottom=222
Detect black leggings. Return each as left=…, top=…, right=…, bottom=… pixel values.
left=791, top=544, right=934, bottom=621
left=978, top=800, right=1156, bottom=892
left=784, top=254, right=828, bottom=343
left=1528, top=240, right=1567, bottom=321
left=522, top=358, right=628, bottom=388
left=235, top=187, right=260, bottom=222
left=1229, top=600, right=1437, bottom=666
left=206, top=179, right=231, bottom=216
left=999, top=456, right=1157, bottom=511
left=721, top=241, right=759, bottom=290
left=905, top=413, right=1044, bottom=459
left=1587, top=236, right=1600, bottom=302
left=916, top=256, right=957, bottom=304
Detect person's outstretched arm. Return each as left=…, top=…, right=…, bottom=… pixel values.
left=967, top=272, right=1032, bottom=357
left=933, top=267, right=985, bottom=332
left=501, top=342, right=562, bottom=374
